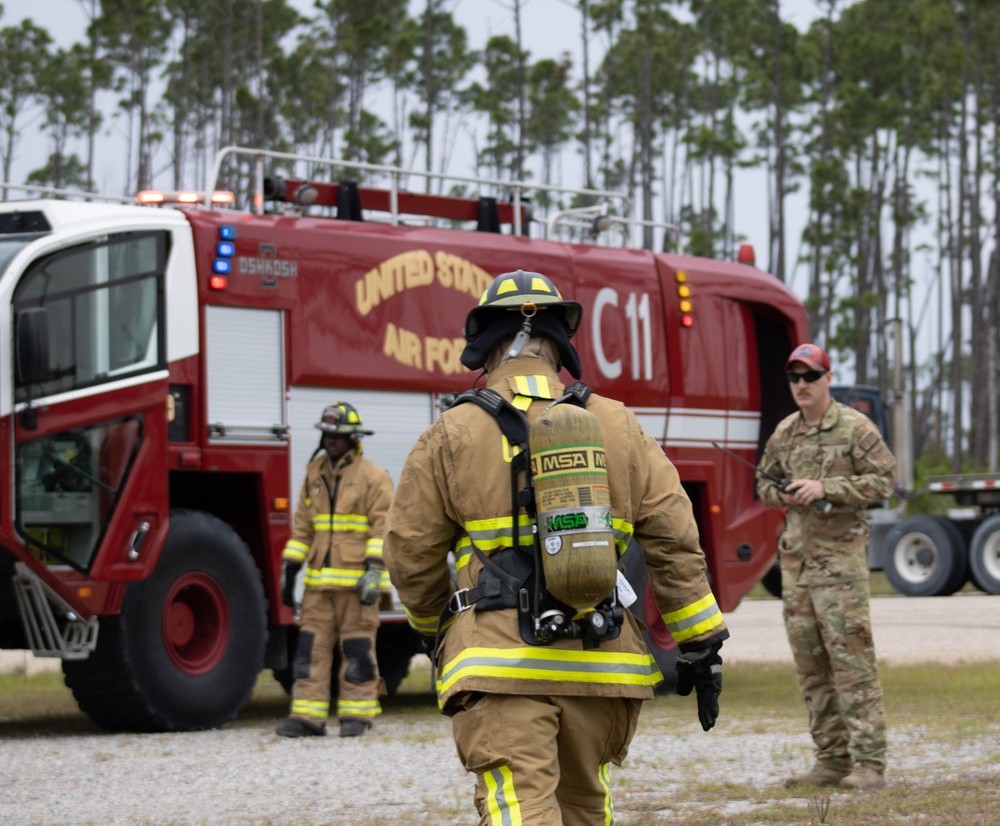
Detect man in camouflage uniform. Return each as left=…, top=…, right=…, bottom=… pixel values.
left=758, top=343, right=896, bottom=791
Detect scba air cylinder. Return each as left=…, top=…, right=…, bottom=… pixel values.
left=529, top=404, right=618, bottom=611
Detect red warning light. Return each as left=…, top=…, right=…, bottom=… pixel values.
left=209, top=275, right=228, bottom=290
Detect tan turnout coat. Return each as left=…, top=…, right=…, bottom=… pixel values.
left=384, top=355, right=727, bottom=712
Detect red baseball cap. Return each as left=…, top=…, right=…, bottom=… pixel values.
left=785, top=343, right=831, bottom=372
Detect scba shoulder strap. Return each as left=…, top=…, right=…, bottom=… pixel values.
left=445, top=382, right=621, bottom=649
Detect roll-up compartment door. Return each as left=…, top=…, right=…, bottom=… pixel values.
left=205, top=306, right=286, bottom=442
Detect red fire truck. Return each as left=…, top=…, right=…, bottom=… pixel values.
left=0, top=147, right=809, bottom=731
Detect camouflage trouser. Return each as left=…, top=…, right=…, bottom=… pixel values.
left=782, top=578, right=886, bottom=771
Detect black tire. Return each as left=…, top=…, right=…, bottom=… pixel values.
left=883, top=516, right=968, bottom=597
left=760, top=561, right=782, bottom=598
left=63, top=510, right=267, bottom=732
left=620, top=542, right=678, bottom=694
left=969, top=514, right=1000, bottom=595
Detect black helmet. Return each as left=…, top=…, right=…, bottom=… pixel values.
left=315, top=402, right=373, bottom=436
left=464, top=270, right=582, bottom=339
left=461, top=270, right=583, bottom=377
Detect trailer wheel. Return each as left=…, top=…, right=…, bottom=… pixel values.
left=969, top=515, right=1000, bottom=595
left=63, top=510, right=266, bottom=731
left=621, top=543, right=678, bottom=693
left=883, top=516, right=968, bottom=597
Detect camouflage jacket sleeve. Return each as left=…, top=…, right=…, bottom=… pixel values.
left=821, top=415, right=895, bottom=506
left=757, top=426, right=789, bottom=510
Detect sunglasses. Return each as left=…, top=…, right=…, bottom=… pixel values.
left=786, top=369, right=828, bottom=384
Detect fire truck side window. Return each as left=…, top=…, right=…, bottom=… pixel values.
left=12, top=231, right=167, bottom=402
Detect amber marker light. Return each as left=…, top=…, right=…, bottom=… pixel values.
left=273, top=498, right=290, bottom=511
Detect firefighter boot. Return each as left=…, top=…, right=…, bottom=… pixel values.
left=339, top=719, right=371, bottom=738
left=839, top=765, right=885, bottom=790
left=276, top=718, right=326, bottom=738
left=782, top=764, right=850, bottom=788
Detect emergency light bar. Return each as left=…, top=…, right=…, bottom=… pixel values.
left=136, top=190, right=235, bottom=207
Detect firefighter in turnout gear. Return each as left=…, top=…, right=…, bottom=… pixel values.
left=384, top=270, right=729, bottom=824
left=276, top=402, right=394, bottom=738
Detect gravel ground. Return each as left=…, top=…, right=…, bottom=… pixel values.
left=1, top=593, right=998, bottom=825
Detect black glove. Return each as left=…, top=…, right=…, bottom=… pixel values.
left=280, top=562, right=301, bottom=608
left=676, top=640, right=724, bottom=732
left=356, top=562, right=382, bottom=606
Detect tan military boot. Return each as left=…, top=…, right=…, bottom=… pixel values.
left=839, top=765, right=885, bottom=790
left=783, top=764, right=850, bottom=788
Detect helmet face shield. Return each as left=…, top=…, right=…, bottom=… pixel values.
left=315, top=402, right=374, bottom=435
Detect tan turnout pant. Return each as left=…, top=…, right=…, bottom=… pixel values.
left=450, top=692, right=642, bottom=826
left=288, top=588, right=383, bottom=725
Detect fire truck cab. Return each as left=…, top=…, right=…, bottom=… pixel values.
left=0, top=148, right=808, bottom=731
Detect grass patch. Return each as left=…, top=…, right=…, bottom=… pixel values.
left=4, top=656, right=999, bottom=826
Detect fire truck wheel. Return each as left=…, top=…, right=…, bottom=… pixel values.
left=620, top=542, right=678, bottom=694
left=883, top=516, right=968, bottom=597
left=969, top=514, right=1000, bottom=595
left=63, top=509, right=267, bottom=732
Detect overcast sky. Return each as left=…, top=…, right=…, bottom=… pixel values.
left=7, top=0, right=870, bottom=305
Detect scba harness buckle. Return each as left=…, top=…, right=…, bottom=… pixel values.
left=449, top=588, right=475, bottom=613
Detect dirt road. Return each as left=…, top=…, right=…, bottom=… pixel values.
left=723, top=591, right=999, bottom=666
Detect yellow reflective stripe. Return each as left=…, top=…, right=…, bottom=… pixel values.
left=337, top=699, right=381, bottom=718
left=662, top=593, right=724, bottom=642
left=455, top=537, right=472, bottom=572
left=303, top=567, right=365, bottom=588
left=378, top=569, right=391, bottom=589
left=500, top=395, right=534, bottom=463
left=599, top=763, right=614, bottom=825
left=465, top=515, right=535, bottom=552
left=291, top=699, right=329, bottom=719
left=311, top=513, right=372, bottom=532
left=405, top=607, right=455, bottom=636
left=513, top=375, right=554, bottom=399
left=437, top=646, right=661, bottom=695
left=612, top=518, right=633, bottom=556
left=404, top=608, right=439, bottom=636
left=366, top=537, right=384, bottom=557
left=485, top=765, right=522, bottom=826
left=282, top=542, right=308, bottom=563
